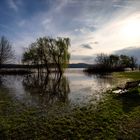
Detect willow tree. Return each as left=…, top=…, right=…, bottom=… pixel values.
left=48, top=37, right=70, bottom=73
left=36, top=37, right=52, bottom=73
left=22, top=43, right=39, bottom=65
left=22, top=43, right=41, bottom=74
left=0, top=36, right=14, bottom=68
left=22, top=37, right=70, bottom=74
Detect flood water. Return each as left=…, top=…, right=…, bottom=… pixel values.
left=0, top=69, right=121, bottom=109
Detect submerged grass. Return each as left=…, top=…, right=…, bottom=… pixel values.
left=0, top=72, right=140, bottom=139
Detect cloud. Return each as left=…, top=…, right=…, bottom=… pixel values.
left=70, top=54, right=95, bottom=63
left=42, top=18, right=52, bottom=25
left=113, top=4, right=131, bottom=9
left=90, top=41, right=99, bottom=45
left=7, top=0, right=18, bottom=11
left=18, top=20, right=26, bottom=27
left=114, top=47, right=140, bottom=63
left=81, top=44, right=92, bottom=49
left=74, top=26, right=96, bottom=34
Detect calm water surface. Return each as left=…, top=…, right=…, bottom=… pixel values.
left=0, top=69, right=120, bottom=108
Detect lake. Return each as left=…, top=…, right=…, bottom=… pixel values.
left=0, top=69, right=121, bottom=109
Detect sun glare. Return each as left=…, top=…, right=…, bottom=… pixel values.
left=121, top=19, right=140, bottom=41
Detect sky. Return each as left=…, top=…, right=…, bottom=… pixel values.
left=0, top=0, right=140, bottom=63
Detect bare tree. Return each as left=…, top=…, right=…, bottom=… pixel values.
left=0, top=36, right=14, bottom=68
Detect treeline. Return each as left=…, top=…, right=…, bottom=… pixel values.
left=0, top=36, right=70, bottom=74
left=85, top=53, right=137, bottom=73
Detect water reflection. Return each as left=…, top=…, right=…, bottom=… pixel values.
left=0, top=76, right=2, bottom=86
left=22, top=73, right=70, bottom=107
left=0, top=76, right=6, bottom=88
left=0, top=69, right=123, bottom=107
left=92, top=74, right=117, bottom=88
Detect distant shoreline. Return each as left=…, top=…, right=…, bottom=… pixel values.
left=0, top=63, right=92, bottom=69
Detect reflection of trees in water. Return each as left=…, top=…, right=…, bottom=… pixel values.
left=94, top=74, right=116, bottom=85
left=85, top=73, right=116, bottom=85
left=0, top=76, right=6, bottom=87
left=22, top=73, right=70, bottom=106
left=0, top=76, right=2, bottom=86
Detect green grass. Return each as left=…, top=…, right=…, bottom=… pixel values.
left=114, top=71, right=140, bottom=80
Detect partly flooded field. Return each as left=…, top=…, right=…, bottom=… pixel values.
left=0, top=70, right=140, bottom=139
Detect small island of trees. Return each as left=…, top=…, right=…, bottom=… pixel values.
left=85, top=53, right=138, bottom=74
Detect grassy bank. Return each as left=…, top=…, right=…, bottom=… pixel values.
left=114, top=71, right=140, bottom=80
left=0, top=72, right=140, bottom=139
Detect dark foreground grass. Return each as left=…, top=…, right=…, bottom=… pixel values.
left=0, top=84, right=140, bottom=140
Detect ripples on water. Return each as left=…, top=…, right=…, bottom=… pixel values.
left=0, top=69, right=120, bottom=108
